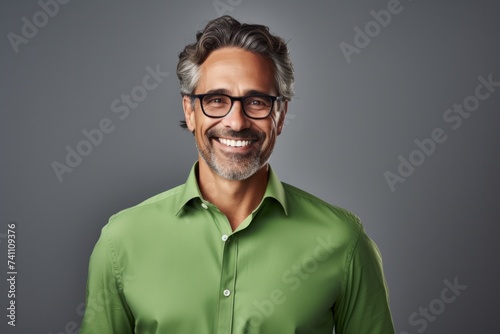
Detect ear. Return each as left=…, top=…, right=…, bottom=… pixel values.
left=276, top=101, right=288, bottom=135
left=182, top=95, right=196, bottom=132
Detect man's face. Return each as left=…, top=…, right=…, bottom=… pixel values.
left=183, top=47, right=287, bottom=180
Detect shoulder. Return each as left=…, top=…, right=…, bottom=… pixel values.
left=102, top=183, right=185, bottom=236
left=282, top=182, right=360, bottom=224
left=281, top=181, right=363, bottom=239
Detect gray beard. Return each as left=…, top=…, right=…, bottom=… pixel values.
left=193, top=129, right=272, bottom=181
left=195, top=136, right=270, bottom=181
left=205, top=152, right=261, bottom=180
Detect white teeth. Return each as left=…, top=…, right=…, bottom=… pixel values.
left=219, top=138, right=252, bottom=147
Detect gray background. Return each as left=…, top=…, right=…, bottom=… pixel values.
left=2, top=0, right=499, bottom=333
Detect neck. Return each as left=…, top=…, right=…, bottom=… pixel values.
left=196, top=158, right=269, bottom=231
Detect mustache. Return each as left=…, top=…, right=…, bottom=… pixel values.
left=206, top=128, right=264, bottom=140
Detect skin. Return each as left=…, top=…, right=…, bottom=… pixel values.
left=182, top=47, right=288, bottom=231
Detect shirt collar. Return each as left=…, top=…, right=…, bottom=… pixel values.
left=262, top=165, right=288, bottom=215
left=175, top=162, right=288, bottom=216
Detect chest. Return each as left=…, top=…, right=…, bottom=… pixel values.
left=120, top=228, right=345, bottom=333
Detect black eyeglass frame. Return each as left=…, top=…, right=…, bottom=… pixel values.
left=188, top=93, right=284, bottom=119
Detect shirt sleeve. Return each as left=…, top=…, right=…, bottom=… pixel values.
left=333, top=228, right=395, bottom=334
left=80, top=226, right=135, bottom=334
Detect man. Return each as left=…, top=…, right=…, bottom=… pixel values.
left=81, top=15, right=395, bottom=334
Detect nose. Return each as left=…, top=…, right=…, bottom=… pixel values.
left=221, top=100, right=251, bottom=131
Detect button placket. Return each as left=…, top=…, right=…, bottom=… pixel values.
left=216, top=232, right=238, bottom=332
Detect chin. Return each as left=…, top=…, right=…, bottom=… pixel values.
left=211, top=159, right=264, bottom=181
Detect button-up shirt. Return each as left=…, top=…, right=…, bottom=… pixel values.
left=81, top=163, right=395, bottom=333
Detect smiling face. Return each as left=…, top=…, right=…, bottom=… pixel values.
left=183, top=47, right=287, bottom=181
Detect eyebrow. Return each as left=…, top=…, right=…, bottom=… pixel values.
left=203, top=88, right=275, bottom=96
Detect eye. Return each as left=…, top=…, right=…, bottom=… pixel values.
left=203, top=95, right=229, bottom=105
left=207, top=97, right=223, bottom=104
left=249, top=99, right=263, bottom=105
left=245, top=96, right=271, bottom=107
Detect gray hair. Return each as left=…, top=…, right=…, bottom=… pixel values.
left=176, top=15, right=294, bottom=129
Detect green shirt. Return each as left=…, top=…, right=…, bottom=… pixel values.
left=81, top=163, right=395, bottom=334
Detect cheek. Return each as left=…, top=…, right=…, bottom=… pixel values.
left=194, top=115, right=218, bottom=140
left=262, top=125, right=279, bottom=147
left=192, top=112, right=206, bottom=134
left=268, top=129, right=278, bottom=144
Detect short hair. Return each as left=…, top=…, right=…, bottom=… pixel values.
left=176, top=15, right=295, bottom=129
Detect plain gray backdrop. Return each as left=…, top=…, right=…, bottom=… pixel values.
left=2, top=0, right=499, bottom=333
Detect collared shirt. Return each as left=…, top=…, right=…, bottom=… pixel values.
left=81, top=163, right=395, bottom=334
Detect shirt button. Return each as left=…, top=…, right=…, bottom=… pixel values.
left=201, top=203, right=208, bottom=209
left=221, top=235, right=229, bottom=242
left=223, top=289, right=231, bottom=297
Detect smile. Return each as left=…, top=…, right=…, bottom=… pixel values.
left=217, top=138, right=254, bottom=147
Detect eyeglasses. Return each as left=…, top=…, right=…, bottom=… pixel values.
left=189, top=93, right=284, bottom=119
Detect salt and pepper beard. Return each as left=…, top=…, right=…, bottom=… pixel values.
left=194, top=128, right=271, bottom=181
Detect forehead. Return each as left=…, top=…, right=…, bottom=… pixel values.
left=197, top=47, right=276, bottom=94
